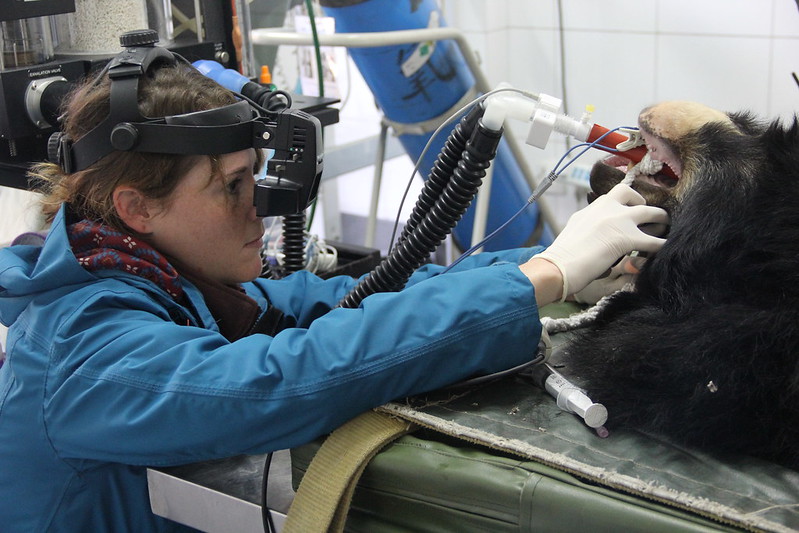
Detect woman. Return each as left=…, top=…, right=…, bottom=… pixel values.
left=0, top=61, right=667, bottom=531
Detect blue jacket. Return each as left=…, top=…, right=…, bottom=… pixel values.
left=0, top=206, right=544, bottom=532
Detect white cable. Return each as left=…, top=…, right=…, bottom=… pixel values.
left=540, top=283, right=634, bottom=335
left=303, top=233, right=338, bottom=274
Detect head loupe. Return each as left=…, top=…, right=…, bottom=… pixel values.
left=48, top=29, right=323, bottom=218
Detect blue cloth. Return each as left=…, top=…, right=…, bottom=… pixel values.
left=0, top=205, right=544, bottom=532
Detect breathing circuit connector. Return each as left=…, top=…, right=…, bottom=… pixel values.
left=482, top=88, right=592, bottom=150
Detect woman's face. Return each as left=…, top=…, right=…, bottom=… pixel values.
left=146, top=149, right=265, bottom=285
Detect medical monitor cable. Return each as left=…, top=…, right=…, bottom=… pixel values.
left=340, top=82, right=641, bottom=306
left=261, top=451, right=277, bottom=533
left=340, top=89, right=627, bottom=307
left=383, top=105, right=485, bottom=292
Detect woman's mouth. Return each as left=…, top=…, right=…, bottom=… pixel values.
left=245, top=234, right=264, bottom=248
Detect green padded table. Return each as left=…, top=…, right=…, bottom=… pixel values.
left=291, top=305, right=799, bottom=533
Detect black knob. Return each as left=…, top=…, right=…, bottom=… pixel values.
left=110, top=123, right=139, bottom=151
left=120, top=29, right=159, bottom=48
left=47, top=132, right=65, bottom=164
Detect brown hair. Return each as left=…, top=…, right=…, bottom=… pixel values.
left=33, top=62, right=261, bottom=231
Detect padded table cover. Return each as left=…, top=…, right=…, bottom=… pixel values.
left=292, top=303, right=799, bottom=532
left=293, top=375, right=799, bottom=532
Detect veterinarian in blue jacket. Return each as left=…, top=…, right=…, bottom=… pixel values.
left=0, top=58, right=668, bottom=531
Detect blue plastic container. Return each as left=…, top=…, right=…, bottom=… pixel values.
left=320, top=0, right=552, bottom=250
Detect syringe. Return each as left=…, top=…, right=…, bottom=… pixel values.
left=529, top=363, right=608, bottom=431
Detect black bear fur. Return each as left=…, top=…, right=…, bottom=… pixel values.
left=560, top=103, right=799, bottom=469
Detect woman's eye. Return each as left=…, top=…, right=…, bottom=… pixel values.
left=226, top=178, right=242, bottom=194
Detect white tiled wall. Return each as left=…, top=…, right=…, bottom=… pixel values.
left=443, top=0, right=797, bottom=121
left=3, top=1, right=797, bottom=245
left=433, top=0, right=798, bottom=224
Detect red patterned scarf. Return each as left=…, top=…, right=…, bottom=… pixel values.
left=66, top=219, right=262, bottom=341
left=67, top=220, right=183, bottom=300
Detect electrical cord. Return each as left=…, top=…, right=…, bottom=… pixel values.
left=304, top=234, right=338, bottom=274
left=338, top=81, right=636, bottom=307
left=300, top=0, right=324, bottom=232
left=445, top=332, right=549, bottom=392
left=556, top=0, right=571, bottom=150
left=304, top=0, right=325, bottom=99
left=260, top=89, right=293, bottom=111
left=338, top=44, right=354, bottom=112
left=342, top=87, right=563, bottom=307
left=261, top=451, right=276, bottom=533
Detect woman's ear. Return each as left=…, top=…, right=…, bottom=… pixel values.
left=113, top=187, right=157, bottom=234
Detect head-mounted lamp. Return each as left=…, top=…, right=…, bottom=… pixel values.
left=49, top=30, right=323, bottom=218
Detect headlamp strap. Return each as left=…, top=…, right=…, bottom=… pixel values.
left=67, top=40, right=177, bottom=171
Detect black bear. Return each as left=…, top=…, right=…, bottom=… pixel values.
left=560, top=101, right=799, bottom=469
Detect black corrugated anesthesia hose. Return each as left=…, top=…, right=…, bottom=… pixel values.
left=396, top=104, right=485, bottom=250
left=338, top=120, right=503, bottom=309
left=281, top=212, right=306, bottom=274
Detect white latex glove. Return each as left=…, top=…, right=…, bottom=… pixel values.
left=571, top=255, right=645, bottom=304
left=534, top=184, right=669, bottom=300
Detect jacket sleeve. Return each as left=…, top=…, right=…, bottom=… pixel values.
left=247, top=270, right=357, bottom=328
left=248, top=246, right=545, bottom=328
left=42, top=262, right=543, bottom=467
left=405, top=246, right=543, bottom=287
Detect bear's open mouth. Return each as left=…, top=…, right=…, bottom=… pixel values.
left=600, top=154, right=679, bottom=189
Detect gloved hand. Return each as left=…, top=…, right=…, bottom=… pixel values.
left=534, top=183, right=669, bottom=300
left=571, top=255, right=645, bottom=304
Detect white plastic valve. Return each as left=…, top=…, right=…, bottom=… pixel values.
left=526, top=94, right=562, bottom=148
left=481, top=85, right=594, bottom=149
left=481, top=83, right=540, bottom=131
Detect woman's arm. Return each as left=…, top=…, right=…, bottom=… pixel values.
left=41, top=264, right=541, bottom=466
